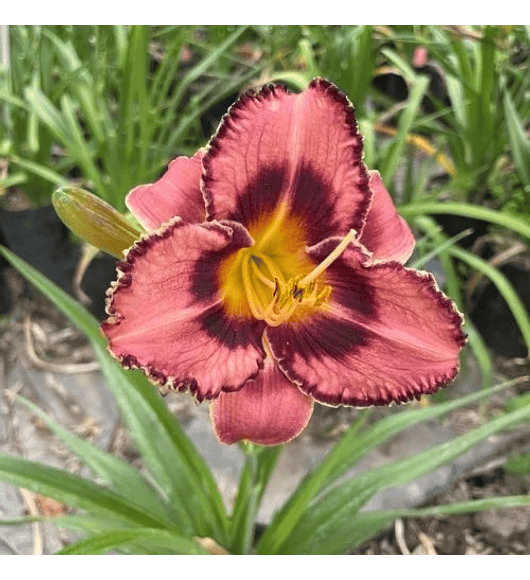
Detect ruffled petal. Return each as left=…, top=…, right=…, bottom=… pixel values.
left=266, top=239, right=465, bottom=407
left=126, top=150, right=205, bottom=230
left=102, top=219, right=266, bottom=401
left=203, top=78, right=371, bottom=248
left=357, top=171, right=415, bottom=264
left=211, top=357, right=314, bottom=445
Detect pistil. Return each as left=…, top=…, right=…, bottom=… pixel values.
left=298, top=229, right=356, bottom=286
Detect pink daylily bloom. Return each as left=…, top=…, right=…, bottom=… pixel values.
left=102, top=78, right=465, bottom=446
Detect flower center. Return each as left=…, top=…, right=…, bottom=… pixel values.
left=219, top=214, right=356, bottom=326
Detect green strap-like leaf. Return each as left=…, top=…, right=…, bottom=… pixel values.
left=228, top=443, right=282, bottom=554
left=321, top=494, right=530, bottom=555
left=7, top=155, right=69, bottom=188
left=16, top=396, right=175, bottom=527
left=56, top=527, right=209, bottom=555
left=43, top=29, right=108, bottom=145
left=399, top=202, right=530, bottom=243
left=379, top=73, right=430, bottom=186
left=0, top=455, right=168, bottom=529
left=256, top=376, right=526, bottom=554
left=502, top=81, right=530, bottom=187
left=448, top=244, right=530, bottom=357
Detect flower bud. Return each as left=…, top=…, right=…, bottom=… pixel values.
left=52, top=187, right=142, bottom=258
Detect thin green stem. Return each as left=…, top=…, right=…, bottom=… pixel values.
left=229, top=443, right=282, bottom=554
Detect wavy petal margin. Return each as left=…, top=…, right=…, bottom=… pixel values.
left=203, top=78, right=372, bottom=247
left=266, top=239, right=466, bottom=407
left=126, top=151, right=205, bottom=230
left=211, top=357, right=313, bottom=445
left=102, top=219, right=265, bottom=401
left=358, top=171, right=416, bottom=264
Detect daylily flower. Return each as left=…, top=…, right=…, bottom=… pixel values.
left=100, top=78, right=466, bottom=446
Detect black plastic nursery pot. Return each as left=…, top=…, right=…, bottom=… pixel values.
left=470, top=262, right=530, bottom=360
left=0, top=204, right=117, bottom=320
left=432, top=212, right=530, bottom=360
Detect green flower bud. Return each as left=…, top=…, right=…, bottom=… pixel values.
left=52, top=187, right=142, bottom=258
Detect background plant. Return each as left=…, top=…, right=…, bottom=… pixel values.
left=1, top=25, right=260, bottom=209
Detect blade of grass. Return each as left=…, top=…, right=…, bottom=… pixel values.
left=321, top=494, right=530, bottom=554
left=359, top=118, right=376, bottom=168
left=448, top=244, right=530, bottom=357
left=503, top=80, right=530, bottom=186
left=24, top=84, right=69, bottom=143
left=163, top=63, right=262, bottom=156
left=148, top=28, right=188, bottom=113
left=16, top=395, right=178, bottom=527
left=43, top=29, right=107, bottom=144
left=380, top=75, right=430, bottom=186
left=8, top=154, right=69, bottom=188
left=0, top=172, right=26, bottom=189
left=380, top=47, right=418, bottom=83
left=228, top=443, right=282, bottom=555
left=267, top=71, right=311, bottom=92
left=118, top=25, right=149, bottom=196
left=155, top=26, right=247, bottom=152
left=60, top=94, right=107, bottom=197
left=0, top=515, right=52, bottom=526
left=410, top=227, right=474, bottom=270
left=0, top=90, right=30, bottom=111
left=399, top=202, right=530, bottom=243
left=478, top=27, right=496, bottom=148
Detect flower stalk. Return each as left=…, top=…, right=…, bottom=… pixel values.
left=229, top=442, right=282, bottom=554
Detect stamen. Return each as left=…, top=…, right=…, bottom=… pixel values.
left=292, top=284, right=304, bottom=301
left=254, top=230, right=355, bottom=325
left=261, top=333, right=275, bottom=359
left=250, top=258, right=276, bottom=290
left=242, top=255, right=267, bottom=319
left=223, top=230, right=356, bottom=326
left=262, top=286, right=299, bottom=326
left=299, top=229, right=356, bottom=286
left=259, top=253, right=287, bottom=285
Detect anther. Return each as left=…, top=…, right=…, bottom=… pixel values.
left=293, top=285, right=303, bottom=301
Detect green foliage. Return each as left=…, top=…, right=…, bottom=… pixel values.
left=506, top=452, right=530, bottom=476
left=1, top=25, right=257, bottom=208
